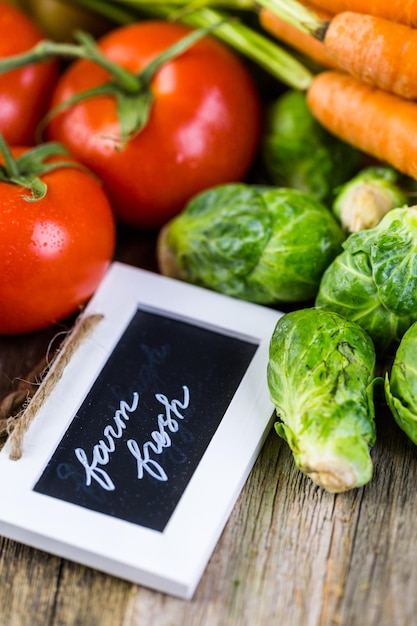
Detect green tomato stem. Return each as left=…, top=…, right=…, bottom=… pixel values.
left=0, top=36, right=139, bottom=94
left=67, top=0, right=314, bottom=88
left=74, top=31, right=141, bottom=92
left=0, top=135, right=89, bottom=201
left=0, top=21, right=229, bottom=144
left=0, top=133, right=20, bottom=181
left=138, top=17, right=228, bottom=84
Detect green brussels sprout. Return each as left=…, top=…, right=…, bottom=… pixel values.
left=385, top=322, right=417, bottom=444
left=157, top=183, right=345, bottom=305
left=267, top=308, right=377, bottom=493
left=315, top=206, right=417, bottom=353
left=262, top=90, right=361, bottom=204
left=332, top=166, right=408, bottom=233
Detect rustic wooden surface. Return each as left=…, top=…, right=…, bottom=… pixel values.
left=1, top=230, right=417, bottom=626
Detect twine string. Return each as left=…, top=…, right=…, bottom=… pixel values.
left=1, top=313, right=103, bottom=461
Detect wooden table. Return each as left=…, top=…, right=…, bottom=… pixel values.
left=1, top=228, right=416, bottom=626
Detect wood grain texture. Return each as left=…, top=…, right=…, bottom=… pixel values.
left=123, top=411, right=417, bottom=626
left=1, top=236, right=417, bottom=626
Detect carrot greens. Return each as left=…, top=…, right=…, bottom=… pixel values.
left=62, top=0, right=314, bottom=88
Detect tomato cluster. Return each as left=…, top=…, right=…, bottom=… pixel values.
left=0, top=2, right=262, bottom=334
left=46, top=20, right=261, bottom=228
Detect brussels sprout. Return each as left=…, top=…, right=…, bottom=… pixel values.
left=267, top=308, right=377, bottom=493
left=332, top=166, right=408, bottom=233
left=262, top=90, right=361, bottom=204
left=315, top=206, right=417, bottom=352
left=385, top=322, right=417, bottom=444
left=157, top=183, right=345, bottom=305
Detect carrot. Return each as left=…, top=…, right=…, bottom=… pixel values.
left=323, top=12, right=417, bottom=100
left=259, top=6, right=338, bottom=69
left=306, top=70, right=417, bottom=179
left=261, top=1, right=417, bottom=100
left=302, top=0, right=417, bottom=28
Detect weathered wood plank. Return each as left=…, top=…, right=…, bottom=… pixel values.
left=2, top=239, right=417, bottom=626
left=0, top=537, right=134, bottom=626
left=0, top=539, right=61, bottom=626
left=52, top=562, right=134, bottom=626
left=0, top=377, right=416, bottom=626
left=123, top=407, right=417, bottom=626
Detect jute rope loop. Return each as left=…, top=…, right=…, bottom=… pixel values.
left=1, top=313, right=103, bottom=461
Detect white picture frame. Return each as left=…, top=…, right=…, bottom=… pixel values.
left=0, top=262, right=283, bottom=599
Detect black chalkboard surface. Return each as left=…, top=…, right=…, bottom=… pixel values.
left=34, top=307, right=258, bottom=532
left=0, top=264, right=283, bottom=597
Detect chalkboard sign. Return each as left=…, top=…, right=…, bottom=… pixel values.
left=34, top=307, right=258, bottom=531
left=0, top=263, right=282, bottom=599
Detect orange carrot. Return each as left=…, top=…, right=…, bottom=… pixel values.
left=306, top=70, right=417, bottom=179
left=304, top=0, right=417, bottom=27
left=259, top=6, right=338, bottom=69
left=263, top=2, right=417, bottom=100
left=323, top=12, right=417, bottom=100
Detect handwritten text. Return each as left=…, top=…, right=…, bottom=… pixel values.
left=74, top=386, right=190, bottom=491
left=127, top=386, right=190, bottom=481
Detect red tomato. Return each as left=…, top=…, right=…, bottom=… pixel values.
left=0, top=147, right=116, bottom=335
left=46, top=20, right=262, bottom=228
left=0, top=2, right=58, bottom=145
